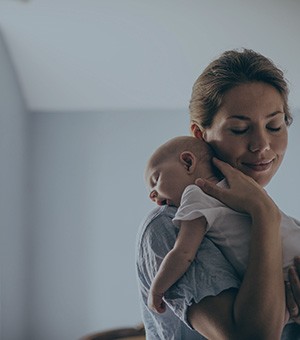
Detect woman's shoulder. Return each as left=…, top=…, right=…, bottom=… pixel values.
left=137, top=206, right=177, bottom=242
left=135, top=206, right=177, bottom=259
left=141, top=205, right=177, bottom=229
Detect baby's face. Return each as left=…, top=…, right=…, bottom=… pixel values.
left=145, top=159, right=190, bottom=207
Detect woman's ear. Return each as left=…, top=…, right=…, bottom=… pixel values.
left=190, top=122, right=203, bottom=139
left=190, top=122, right=209, bottom=141
left=180, top=151, right=196, bottom=173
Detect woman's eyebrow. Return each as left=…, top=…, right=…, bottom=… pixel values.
left=227, top=115, right=250, bottom=121
left=227, top=111, right=284, bottom=121
left=267, top=111, right=285, bottom=118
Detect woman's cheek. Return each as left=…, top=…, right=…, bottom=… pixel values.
left=210, top=139, right=240, bottom=164
left=279, top=133, right=288, bottom=155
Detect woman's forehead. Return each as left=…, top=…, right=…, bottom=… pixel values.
left=217, top=83, right=285, bottom=120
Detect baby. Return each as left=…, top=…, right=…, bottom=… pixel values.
left=144, top=136, right=300, bottom=314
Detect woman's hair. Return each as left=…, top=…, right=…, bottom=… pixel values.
left=189, top=48, right=292, bottom=128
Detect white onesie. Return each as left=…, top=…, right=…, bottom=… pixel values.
left=173, top=181, right=300, bottom=279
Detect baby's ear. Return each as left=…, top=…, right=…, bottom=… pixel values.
left=180, top=151, right=196, bottom=173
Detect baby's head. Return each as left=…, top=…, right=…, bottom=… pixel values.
left=145, top=136, right=218, bottom=207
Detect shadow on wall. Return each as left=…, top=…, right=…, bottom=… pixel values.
left=0, top=30, right=30, bottom=339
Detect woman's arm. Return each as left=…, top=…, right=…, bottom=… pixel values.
left=148, top=216, right=207, bottom=313
left=189, top=158, right=286, bottom=339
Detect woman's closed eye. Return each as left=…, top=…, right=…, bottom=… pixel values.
left=230, top=127, right=249, bottom=135
left=267, top=125, right=282, bottom=132
left=267, top=116, right=286, bottom=132
left=230, top=124, right=283, bottom=135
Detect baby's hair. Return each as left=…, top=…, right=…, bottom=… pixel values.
left=147, top=136, right=213, bottom=169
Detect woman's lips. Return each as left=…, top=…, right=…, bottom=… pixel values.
left=243, top=160, right=273, bottom=172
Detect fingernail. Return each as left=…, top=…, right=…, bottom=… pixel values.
left=195, top=178, right=205, bottom=186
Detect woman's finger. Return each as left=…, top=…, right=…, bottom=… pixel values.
left=212, top=157, right=236, bottom=179
left=212, top=157, right=256, bottom=185
left=196, top=156, right=274, bottom=215
left=195, top=178, right=226, bottom=203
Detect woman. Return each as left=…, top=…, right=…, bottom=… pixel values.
left=136, top=49, right=300, bottom=339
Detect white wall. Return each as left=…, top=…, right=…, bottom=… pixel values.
left=28, top=111, right=189, bottom=340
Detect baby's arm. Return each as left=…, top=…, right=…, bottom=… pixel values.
left=148, top=216, right=207, bottom=313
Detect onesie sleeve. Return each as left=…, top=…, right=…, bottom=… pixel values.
left=173, top=184, right=227, bottom=230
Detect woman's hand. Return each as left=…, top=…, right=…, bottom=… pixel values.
left=195, top=157, right=279, bottom=217
left=195, top=157, right=285, bottom=336
left=286, top=257, right=300, bottom=323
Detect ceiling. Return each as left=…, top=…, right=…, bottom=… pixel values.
left=0, top=0, right=299, bottom=112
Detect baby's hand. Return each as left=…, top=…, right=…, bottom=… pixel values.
left=147, top=291, right=166, bottom=314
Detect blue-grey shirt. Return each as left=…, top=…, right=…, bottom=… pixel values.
left=136, top=205, right=300, bottom=339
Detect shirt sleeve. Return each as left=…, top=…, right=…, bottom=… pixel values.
left=136, top=206, right=240, bottom=338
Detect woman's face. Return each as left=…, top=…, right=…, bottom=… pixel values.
left=200, top=82, right=288, bottom=187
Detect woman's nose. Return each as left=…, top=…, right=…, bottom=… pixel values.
left=248, top=131, right=270, bottom=153
left=149, top=190, right=158, bottom=202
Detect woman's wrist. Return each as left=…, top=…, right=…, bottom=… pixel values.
left=247, top=194, right=280, bottom=225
